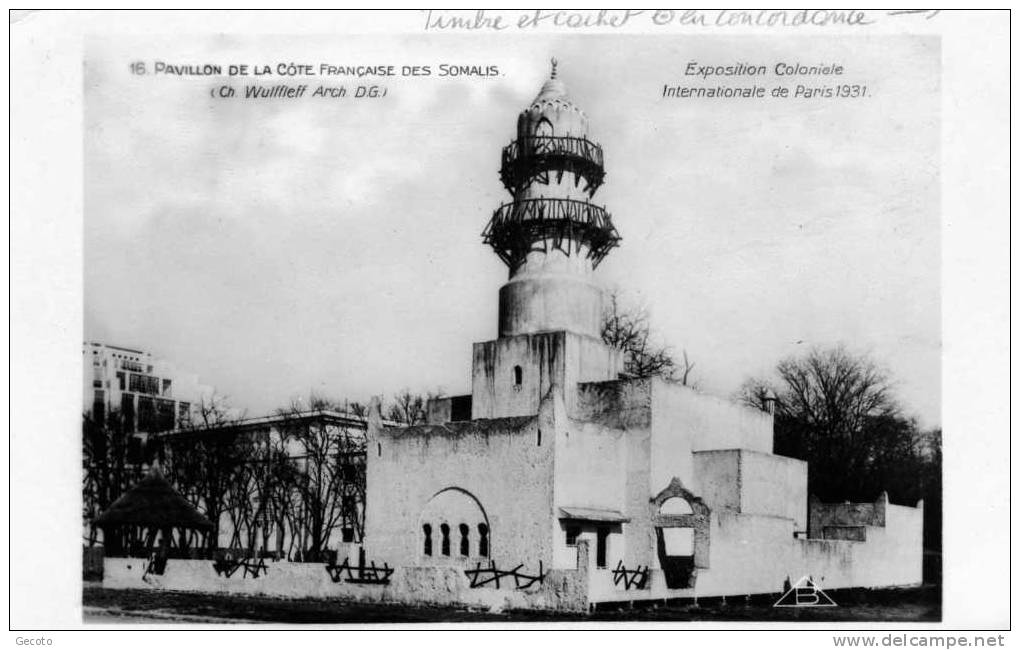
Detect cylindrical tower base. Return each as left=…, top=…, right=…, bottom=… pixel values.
left=498, top=273, right=606, bottom=339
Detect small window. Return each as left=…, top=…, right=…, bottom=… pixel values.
left=377, top=442, right=382, bottom=457
left=459, top=523, right=470, bottom=557
left=596, top=527, right=609, bottom=568
left=565, top=526, right=581, bottom=546
left=422, top=524, right=432, bottom=556
left=478, top=523, right=489, bottom=558
left=513, top=365, right=523, bottom=386
left=440, top=524, right=450, bottom=556
left=342, top=527, right=355, bottom=543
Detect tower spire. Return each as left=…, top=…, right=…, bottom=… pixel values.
left=482, top=62, right=621, bottom=339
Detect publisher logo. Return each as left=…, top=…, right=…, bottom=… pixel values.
left=774, top=576, right=837, bottom=607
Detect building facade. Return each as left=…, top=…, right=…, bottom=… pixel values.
left=103, top=63, right=924, bottom=612
left=83, top=341, right=213, bottom=432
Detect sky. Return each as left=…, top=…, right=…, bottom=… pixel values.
left=84, top=34, right=941, bottom=427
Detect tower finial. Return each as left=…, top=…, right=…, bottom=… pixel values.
left=550, top=57, right=558, bottom=79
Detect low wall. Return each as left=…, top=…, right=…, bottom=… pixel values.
left=102, top=557, right=588, bottom=612
left=809, top=493, right=887, bottom=535
left=586, top=503, right=923, bottom=604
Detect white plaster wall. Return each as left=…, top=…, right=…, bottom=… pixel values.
left=589, top=498, right=923, bottom=603
left=472, top=331, right=622, bottom=420
left=365, top=415, right=555, bottom=573
left=103, top=557, right=590, bottom=612
left=553, top=420, right=626, bottom=515
left=648, top=380, right=696, bottom=494
left=692, top=450, right=741, bottom=512
left=551, top=412, right=628, bottom=570
left=739, top=451, right=807, bottom=530
left=471, top=332, right=565, bottom=419
left=652, top=382, right=773, bottom=457
left=498, top=273, right=606, bottom=340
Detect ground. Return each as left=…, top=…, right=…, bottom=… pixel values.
left=82, top=584, right=940, bottom=624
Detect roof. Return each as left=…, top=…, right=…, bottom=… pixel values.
left=153, top=408, right=402, bottom=440
left=94, top=467, right=213, bottom=530
left=558, top=506, right=630, bottom=523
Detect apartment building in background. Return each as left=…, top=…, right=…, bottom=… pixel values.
left=83, top=341, right=213, bottom=432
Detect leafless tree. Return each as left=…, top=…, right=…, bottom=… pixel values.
left=601, top=291, right=696, bottom=385
left=736, top=377, right=777, bottom=412
left=774, top=346, right=898, bottom=437
left=346, top=401, right=367, bottom=418
left=82, top=409, right=147, bottom=547
left=159, top=395, right=247, bottom=551
left=386, top=389, right=428, bottom=425
left=742, top=345, right=931, bottom=503
left=274, top=397, right=366, bottom=561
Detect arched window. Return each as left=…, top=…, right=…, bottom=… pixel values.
left=440, top=523, right=450, bottom=556
left=422, top=523, right=432, bottom=556
left=459, top=523, right=470, bottom=556
left=535, top=116, right=554, bottom=138
left=420, top=488, right=489, bottom=563
left=660, top=496, right=694, bottom=515
left=478, top=523, right=489, bottom=558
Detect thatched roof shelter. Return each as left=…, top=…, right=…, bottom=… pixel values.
left=94, top=466, right=213, bottom=531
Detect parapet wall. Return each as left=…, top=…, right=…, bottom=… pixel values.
left=809, top=492, right=888, bottom=537
left=693, top=449, right=808, bottom=531
left=103, top=555, right=589, bottom=612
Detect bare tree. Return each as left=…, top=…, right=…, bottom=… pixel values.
left=346, top=401, right=367, bottom=418
left=159, top=394, right=247, bottom=551
left=386, top=389, right=428, bottom=425
left=744, top=345, right=925, bottom=503
left=82, top=409, right=147, bottom=548
left=274, top=396, right=366, bottom=560
left=736, top=377, right=776, bottom=412
left=601, top=291, right=696, bottom=385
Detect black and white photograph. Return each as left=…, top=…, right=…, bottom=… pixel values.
left=8, top=8, right=1011, bottom=639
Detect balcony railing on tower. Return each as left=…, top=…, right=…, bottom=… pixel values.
left=483, top=197, right=621, bottom=269
left=500, top=136, right=605, bottom=195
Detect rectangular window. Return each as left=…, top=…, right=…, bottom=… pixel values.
left=120, top=393, right=135, bottom=433
left=450, top=395, right=472, bottom=422
left=127, top=436, right=143, bottom=464
left=162, top=378, right=172, bottom=396
left=129, top=373, right=160, bottom=395
left=178, top=402, right=191, bottom=424
left=116, top=372, right=125, bottom=390
left=93, top=391, right=105, bottom=423
left=155, top=398, right=175, bottom=432
left=596, top=528, right=609, bottom=568
left=565, top=525, right=581, bottom=546
left=341, top=494, right=358, bottom=513
left=137, top=397, right=156, bottom=432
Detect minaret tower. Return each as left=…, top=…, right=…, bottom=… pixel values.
left=472, top=61, right=624, bottom=419
left=483, top=59, right=621, bottom=339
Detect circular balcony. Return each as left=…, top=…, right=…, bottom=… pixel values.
left=483, top=197, right=621, bottom=269
left=499, top=136, right=605, bottom=194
